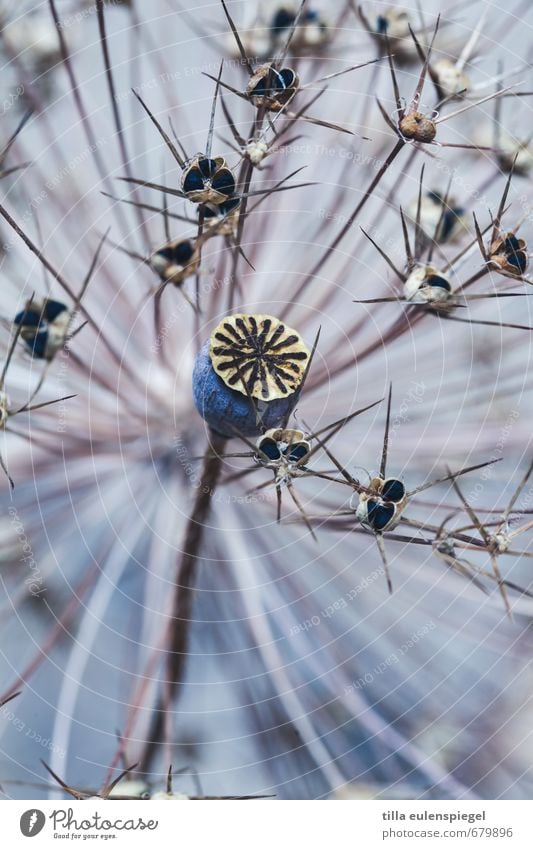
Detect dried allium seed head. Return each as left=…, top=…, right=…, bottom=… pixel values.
left=399, top=112, right=437, bottom=143
left=256, top=428, right=311, bottom=468
left=5, top=0, right=533, bottom=804
left=368, top=476, right=406, bottom=502
left=355, top=495, right=401, bottom=532
left=210, top=313, right=310, bottom=401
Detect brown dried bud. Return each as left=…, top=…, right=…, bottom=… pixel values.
left=399, top=112, right=437, bottom=143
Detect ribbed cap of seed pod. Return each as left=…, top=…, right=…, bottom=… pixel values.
left=192, top=313, right=310, bottom=437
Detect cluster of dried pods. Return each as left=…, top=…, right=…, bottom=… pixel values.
left=1, top=1, right=532, bottom=608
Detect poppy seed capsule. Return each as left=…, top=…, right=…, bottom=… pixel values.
left=399, top=112, right=437, bottom=143
left=192, top=314, right=310, bottom=437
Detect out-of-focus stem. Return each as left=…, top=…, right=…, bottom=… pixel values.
left=140, top=430, right=226, bottom=773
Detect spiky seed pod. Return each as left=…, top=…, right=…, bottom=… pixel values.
left=403, top=266, right=453, bottom=305
left=14, top=298, right=70, bottom=361
left=246, top=64, right=299, bottom=110
left=489, top=232, right=529, bottom=276
left=181, top=155, right=237, bottom=205
left=399, top=112, right=437, bottom=143
left=256, top=427, right=311, bottom=467
left=150, top=238, right=200, bottom=286
left=354, top=476, right=408, bottom=533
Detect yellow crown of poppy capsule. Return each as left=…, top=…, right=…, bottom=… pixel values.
left=209, top=313, right=310, bottom=401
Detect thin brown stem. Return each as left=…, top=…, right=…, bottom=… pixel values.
left=139, top=430, right=227, bottom=773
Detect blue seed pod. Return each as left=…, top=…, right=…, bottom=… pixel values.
left=192, top=314, right=311, bottom=438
